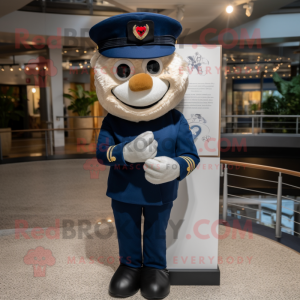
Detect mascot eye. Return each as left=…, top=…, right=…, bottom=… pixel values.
left=113, top=60, right=134, bottom=81
left=142, top=58, right=163, bottom=76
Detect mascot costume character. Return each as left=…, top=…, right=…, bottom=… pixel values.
left=89, top=12, right=200, bottom=299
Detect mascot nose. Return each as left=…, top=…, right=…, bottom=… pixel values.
left=129, top=73, right=153, bottom=92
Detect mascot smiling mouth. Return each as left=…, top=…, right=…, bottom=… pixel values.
left=111, top=73, right=170, bottom=109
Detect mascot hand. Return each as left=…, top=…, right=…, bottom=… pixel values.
left=123, top=131, right=158, bottom=163
left=144, top=156, right=180, bottom=185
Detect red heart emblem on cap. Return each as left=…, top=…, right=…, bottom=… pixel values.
left=136, top=26, right=146, bottom=37
left=133, top=24, right=149, bottom=40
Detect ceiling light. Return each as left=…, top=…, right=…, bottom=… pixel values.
left=1, top=66, right=4, bottom=71
left=64, top=50, right=67, bottom=53
left=35, top=67, right=39, bottom=70
left=84, top=50, right=87, bottom=53
left=176, top=5, right=185, bottom=21
left=19, top=67, right=21, bottom=71
left=226, top=5, right=234, bottom=14
left=10, top=66, right=13, bottom=71
left=26, top=67, right=29, bottom=71
left=243, top=2, right=254, bottom=17
left=76, top=49, right=79, bottom=52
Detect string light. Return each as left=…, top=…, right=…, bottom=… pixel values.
left=35, top=67, right=39, bottom=70
left=84, top=50, right=87, bottom=54
left=19, top=67, right=22, bottom=71
left=76, top=49, right=79, bottom=52
left=26, top=67, right=29, bottom=71
left=10, top=66, right=13, bottom=71
left=1, top=66, right=4, bottom=71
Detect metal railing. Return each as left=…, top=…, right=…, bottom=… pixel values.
left=222, top=115, right=300, bottom=134
left=0, top=127, right=102, bottom=162
left=221, top=160, right=300, bottom=239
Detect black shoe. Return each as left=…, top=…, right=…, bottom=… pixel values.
left=141, top=267, right=170, bottom=299
left=109, top=264, right=142, bottom=298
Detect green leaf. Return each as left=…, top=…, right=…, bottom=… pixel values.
left=63, top=93, right=75, bottom=100
left=76, top=85, right=84, bottom=99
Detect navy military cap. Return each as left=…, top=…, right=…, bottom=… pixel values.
left=89, top=12, right=182, bottom=59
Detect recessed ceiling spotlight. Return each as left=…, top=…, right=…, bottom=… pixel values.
left=226, top=5, right=234, bottom=14
left=243, top=2, right=254, bottom=17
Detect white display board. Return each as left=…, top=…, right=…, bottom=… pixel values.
left=175, top=45, right=221, bottom=157
left=167, top=45, right=221, bottom=270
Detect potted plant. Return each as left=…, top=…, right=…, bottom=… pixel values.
left=63, top=85, right=98, bottom=145
left=0, top=87, right=24, bottom=157
left=262, top=73, right=300, bottom=133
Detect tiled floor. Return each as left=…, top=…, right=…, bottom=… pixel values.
left=0, top=160, right=299, bottom=299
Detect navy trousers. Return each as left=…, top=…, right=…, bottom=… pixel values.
left=111, top=199, right=173, bottom=269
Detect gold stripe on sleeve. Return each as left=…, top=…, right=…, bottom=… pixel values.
left=106, top=146, right=112, bottom=162
left=179, top=156, right=192, bottom=175
left=109, top=146, right=116, bottom=162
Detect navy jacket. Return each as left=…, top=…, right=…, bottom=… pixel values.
left=97, top=109, right=200, bottom=206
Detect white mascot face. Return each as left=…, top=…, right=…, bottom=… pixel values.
left=91, top=52, right=189, bottom=122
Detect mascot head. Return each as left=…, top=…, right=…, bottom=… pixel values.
left=89, top=12, right=189, bottom=122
